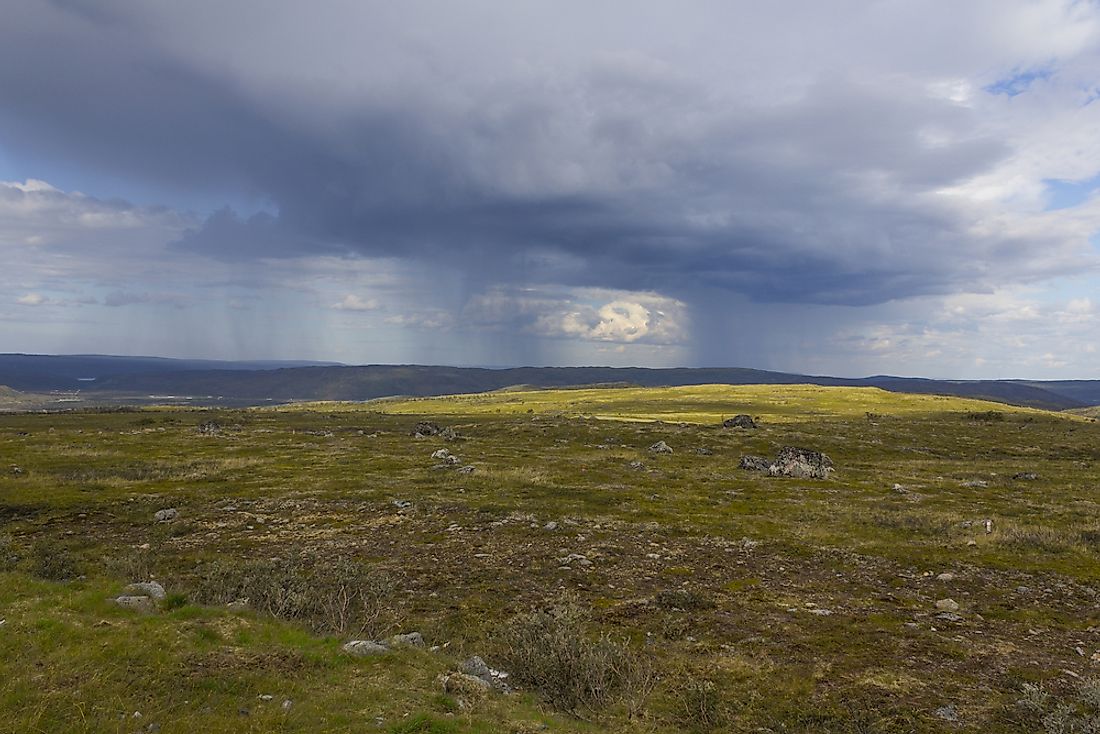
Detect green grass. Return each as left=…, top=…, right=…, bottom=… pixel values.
left=2, top=384, right=1099, bottom=732
left=313, top=383, right=1062, bottom=424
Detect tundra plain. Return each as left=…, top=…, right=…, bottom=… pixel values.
left=2, top=384, right=1100, bottom=733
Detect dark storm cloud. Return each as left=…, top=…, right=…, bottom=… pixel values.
left=0, top=0, right=1093, bottom=310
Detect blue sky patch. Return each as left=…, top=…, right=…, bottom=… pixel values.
left=1045, top=173, right=1100, bottom=210
left=984, top=67, right=1054, bottom=97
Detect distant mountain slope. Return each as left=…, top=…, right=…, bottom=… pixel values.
left=0, top=355, right=1089, bottom=410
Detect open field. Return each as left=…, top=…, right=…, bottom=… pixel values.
left=2, top=385, right=1100, bottom=732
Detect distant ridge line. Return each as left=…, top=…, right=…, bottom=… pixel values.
left=0, top=355, right=1094, bottom=410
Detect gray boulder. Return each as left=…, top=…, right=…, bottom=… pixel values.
left=123, top=581, right=166, bottom=600
left=648, top=441, right=673, bottom=454
left=768, top=446, right=833, bottom=479
left=460, top=656, right=511, bottom=692
left=113, top=595, right=156, bottom=613
left=412, top=422, right=441, bottom=437
left=153, top=508, right=178, bottom=523
left=386, top=632, right=425, bottom=647
left=723, top=414, right=757, bottom=429
left=342, top=640, right=389, bottom=656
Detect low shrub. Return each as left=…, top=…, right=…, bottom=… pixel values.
left=671, top=676, right=735, bottom=731
left=495, top=594, right=653, bottom=712
left=29, top=538, right=82, bottom=581
left=998, top=526, right=1073, bottom=554
left=965, top=410, right=1005, bottom=422
left=191, top=554, right=395, bottom=635
left=1017, top=679, right=1100, bottom=733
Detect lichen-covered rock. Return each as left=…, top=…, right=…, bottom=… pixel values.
left=412, top=422, right=441, bottom=437
left=153, top=508, right=178, bottom=523
left=648, top=441, right=673, bottom=454
left=342, top=640, right=389, bottom=656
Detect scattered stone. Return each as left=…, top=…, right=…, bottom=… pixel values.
left=936, top=612, right=964, bottom=623
left=1013, top=472, right=1040, bottom=481
left=9, top=465, right=23, bottom=476
left=392, top=499, right=412, bottom=510
left=281, top=700, right=293, bottom=711
left=628, top=460, right=646, bottom=471
left=113, top=595, right=156, bottom=613
left=226, top=599, right=250, bottom=611
left=153, top=508, right=178, bottom=523
left=961, top=479, right=988, bottom=488
left=934, top=705, right=959, bottom=722
left=739, top=455, right=772, bottom=472
left=935, top=598, right=960, bottom=613
left=457, top=465, right=476, bottom=474
left=694, top=447, right=714, bottom=455
left=412, top=421, right=441, bottom=437
left=892, top=483, right=908, bottom=493
left=723, top=414, right=757, bottom=429
left=936, top=572, right=956, bottom=582
left=122, top=581, right=166, bottom=600
left=258, top=694, right=274, bottom=701
left=387, top=632, right=425, bottom=648
left=342, top=640, right=389, bottom=657
left=439, top=426, right=459, bottom=441
left=558, top=553, right=592, bottom=567
left=648, top=441, right=673, bottom=454
left=431, top=448, right=452, bottom=460
left=543, top=521, right=559, bottom=531
left=769, top=446, right=833, bottom=479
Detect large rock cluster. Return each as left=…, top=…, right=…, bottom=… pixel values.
left=739, top=446, right=834, bottom=479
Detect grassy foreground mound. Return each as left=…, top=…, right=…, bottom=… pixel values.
left=2, top=384, right=1099, bottom=732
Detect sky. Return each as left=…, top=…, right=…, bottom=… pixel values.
left=2, top=0, right=1100, bottom=378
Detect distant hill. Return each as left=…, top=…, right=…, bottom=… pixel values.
left=0, top=355, right=1092, bottom=411
left=1013, top=380, right=1100, bottom=408
left=0, top=354, right=342, bottom=392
